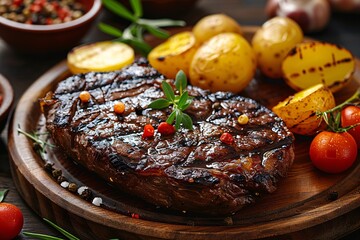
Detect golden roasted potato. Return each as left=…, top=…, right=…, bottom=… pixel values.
left=189, top=32, right=256, bottom=93
left=282, top=41, right=356, bottom=93
left=148, top=31, right=198, bottom=79
left=67, top=41, right=135, bottom=74
left=192, top=14, right=243, bottom=44
left=272, top=84, right=336, bottom=135
left=252, top=17, right=303, bottom=79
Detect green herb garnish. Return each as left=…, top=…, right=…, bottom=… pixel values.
left=23, top=218, right=79, bottom=240
left=317, top=88, right=360, bottom=132
left=23, top=218, right=120, bottom=240
left=99, top=0, right=186, bottom=56
left=23, top=232, right=65, bottom=240
left=0, top=189, right=9, bottom=202
left=149, top=70, right=193, bottom=130
left=17, top=126, right=55, bottom=158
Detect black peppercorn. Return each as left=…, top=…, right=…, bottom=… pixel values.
left=43, top=162, right=54, bottom=173
left=212, top=102, right=220, bottom=110
left=68, top=183, right=78, bottom=193
left=57, top=175, right=67, bottom=184
left=52, top=169, right=62, bottom=179
left=80, top=188, right=93, bottom=201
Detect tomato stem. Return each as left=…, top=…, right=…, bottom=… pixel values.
left=323, top=88, right=360, bottom=114
left=318, top=88, right=360, bottom=133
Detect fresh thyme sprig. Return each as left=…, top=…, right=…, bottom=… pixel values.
left=317, top=88, right=360, bottom=132
left=99, top=0, right=186, bottom=56
left=23, top=218, right=80, bottom=240
left=17, top=126, right=55, bottom=157
left=149, top=70, right=193, bottom=130
left=23, top=218, right=120, bottom=240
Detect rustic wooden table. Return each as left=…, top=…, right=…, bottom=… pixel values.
left=1, top=0, right=360, bottom=239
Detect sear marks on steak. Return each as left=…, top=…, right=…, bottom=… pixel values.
left=41, top=59, right=295, bottom=215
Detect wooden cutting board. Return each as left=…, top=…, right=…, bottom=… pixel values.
left=8, top=27, right=360, bottom=240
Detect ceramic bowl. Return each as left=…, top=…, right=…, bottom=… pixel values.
left=0, top=0, right=102, bottom=54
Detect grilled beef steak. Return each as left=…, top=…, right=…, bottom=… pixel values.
left=41, top=59, right=295, bottom=215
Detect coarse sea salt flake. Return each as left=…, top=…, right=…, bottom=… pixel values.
left=92, top=197, right=102, bottom=206
left=60, top=181, right=69, bottom=188
left=77, top=186, right=88, bottom=195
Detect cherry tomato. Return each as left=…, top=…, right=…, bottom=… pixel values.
left=157, top=122, right=175, bottom=136
left=142, top=124, right=154, bottom=139
left=309, top=131, right=357, bottom=174
left=220, top=132, right=234, bottom=145
left=0, top=203, right=24, bottom=240
left=341, top=105, right=360, bottom=148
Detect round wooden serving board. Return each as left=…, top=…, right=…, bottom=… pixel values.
left=8, top=27, right=360, bottom=240
left=0, top=74, right=14, bottom=132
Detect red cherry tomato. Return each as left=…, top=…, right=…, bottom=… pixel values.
left=220, top=132, right=234, bottom=145
left=157, top=122, right=175, bottom=136
left=142, top=124, right=154, bottom=139
left=0, top=203, right=24, bottom=240
left=309, top=131, right=357, bottom=174
left=341, top=105, right=360, bottom=148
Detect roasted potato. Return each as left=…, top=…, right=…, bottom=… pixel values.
left=272, top=84, right=336, bottom=135
left=252, top=17, right=303, bottom=79
left=282, top=41, right=356, bottom=93
left=67, top=41, right=135, bottom=74
left=192, top=14, right=243, bottom=44
left=189, top=32, right=257, bottom=93
left=148, top=31, right=198, bottom=79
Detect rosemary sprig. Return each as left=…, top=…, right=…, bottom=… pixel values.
left=23, top=218, right=79, bottom=240
left=22, top=232, right=64, bottom=240
left=23, top=218, right=120, bottom=240
left=99, top=0, right=186, bottom=56
left=317, top=88, right=360, bottom=132
left=148, top=70, right=193, bottom=130
left=17, top=126, right=55, bottom=157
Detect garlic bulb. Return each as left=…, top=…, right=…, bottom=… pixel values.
left=265, top=0, right=331, bottom=33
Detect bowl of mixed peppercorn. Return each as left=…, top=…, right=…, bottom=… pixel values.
left=0, top=0, right=102, bottom=54
left=0, top=74, right=13, bottom=132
